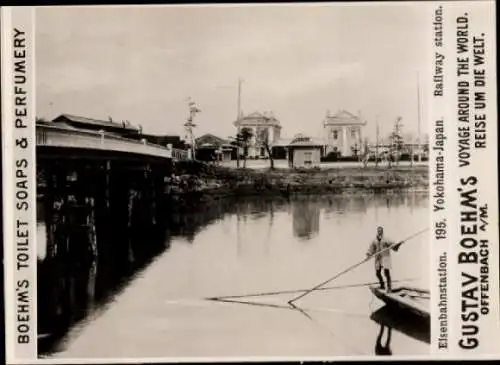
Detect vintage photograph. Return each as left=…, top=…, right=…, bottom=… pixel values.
left=35, top=4, right=431, bottom=359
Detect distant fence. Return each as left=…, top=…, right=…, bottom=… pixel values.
left=36, top=124, right=188, bottom=160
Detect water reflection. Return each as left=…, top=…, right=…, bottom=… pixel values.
left=370, top=306, right=431, bottom=346
left=38, top=190, right=429, bottom=357
left=292, top=199, right=320, bottom=240
left=375, top=325, right=392, bottom=355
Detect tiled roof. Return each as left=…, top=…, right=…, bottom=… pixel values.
left=289, top=134, right=325, bottom=147
left=324, top=110, right=366, bottom=126
left=37, top=119, right=78, bottom=130
left=234, top=112, right=281, bottom=127
left=195, top=133, right=230, bottom=147
left=53, top=114, right=140, bottom=131
left=246, top=112, right=264, bottom=118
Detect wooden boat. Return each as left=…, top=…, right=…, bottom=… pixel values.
left=370, top=285, right=430, bottom=319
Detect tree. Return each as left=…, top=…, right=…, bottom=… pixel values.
left=361, top=138, right=369, bottom=168
left=229, top=138, right=241, bottom=168
left=389, top=116, right=404, bottom=166
left=422, top=133, right=430, bottom=158
left=257, top=128, right=275, bottom=170
left=236, top=127, right=253, bottom=168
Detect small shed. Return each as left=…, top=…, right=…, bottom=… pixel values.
left=195, top=134, right=234, bottom=162
left=287, top=134, right=324, bottom=168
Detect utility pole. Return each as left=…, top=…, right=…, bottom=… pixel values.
left=417, top=71, right=422, bottom=162
left=184, top=98, right=201, bottom=161
left=410, top=135, right=414, bottom=168
left=375, top=115, right=380, bottom=168
left=394, top=116, right=403, bottom=167
left=235, top=78, right=243, bottom=168
left=237, top=78, right=243, bottom=119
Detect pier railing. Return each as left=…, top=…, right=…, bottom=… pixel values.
left=36, top=124, right=188, bottom=160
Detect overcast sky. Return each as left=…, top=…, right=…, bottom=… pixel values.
left=36, top=3, right=432, bottom=141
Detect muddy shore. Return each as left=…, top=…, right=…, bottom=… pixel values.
left=168, top=162, right=429, bottom=201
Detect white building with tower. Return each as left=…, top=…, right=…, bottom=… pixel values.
left=323, top=110, right=366, bottom=157
left=234, top=111, right=282, bottom=158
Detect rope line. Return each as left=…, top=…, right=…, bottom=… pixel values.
left=206, top=278, right=418, bottom=301
left=209, top=297, right=370, bottom=317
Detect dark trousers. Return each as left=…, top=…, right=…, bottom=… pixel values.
left=376, top=267, right=392, bottom=291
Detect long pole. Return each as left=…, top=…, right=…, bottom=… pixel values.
left=287, top=227, right=428, bottom=305
left=417, top=72, right=421, bottom=162
left=191, top=126, right=196, bottom=160
left=375, top=116, right=379, bottom=167
left=410, top=135, right=414, bottom=168
left=236, top=78, right=242, bottom=168
left=237, top=78, right=242, bottom=118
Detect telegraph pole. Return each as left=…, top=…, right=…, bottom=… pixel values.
left=235, top=78, right=244, bottom=168
left=410, top=134, right=414, bottom=168
left=375, top=115, right=380, bottom=167
left=417, top=72, right=422, bottom=162
left=237, top=78, right=243, bottom=119
left=184, top=98, right=201, bottom=160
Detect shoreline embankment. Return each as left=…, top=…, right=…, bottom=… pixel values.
left=167, top=161, right=429, bottom=201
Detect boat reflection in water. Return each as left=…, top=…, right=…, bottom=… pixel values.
left=371, top=304, right=430, bottom=356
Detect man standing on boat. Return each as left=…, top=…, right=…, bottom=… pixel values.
left=367, top=226, right=402, bottom=292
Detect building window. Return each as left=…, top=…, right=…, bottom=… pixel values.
left=304, top=152, right=312, bottom=165
left=333, top=130, right=338, bottom=140
left=351, top=129, right=357, bottom=138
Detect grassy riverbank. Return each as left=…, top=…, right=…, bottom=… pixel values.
left=168, top=161, right=429, bottom=199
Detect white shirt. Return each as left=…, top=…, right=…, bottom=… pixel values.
left=367, top=236, right=395, bottom=270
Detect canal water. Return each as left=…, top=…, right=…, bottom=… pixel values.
left=38, top=191, right=430, bottom=359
